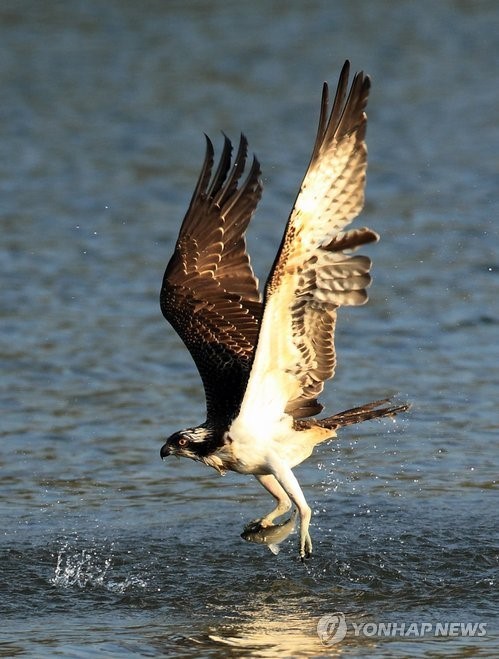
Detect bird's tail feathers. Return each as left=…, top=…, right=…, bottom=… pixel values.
left=318, top=398, right=410, bottom=429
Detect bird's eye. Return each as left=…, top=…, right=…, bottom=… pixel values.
left=178, top=437, right=188, bottom=447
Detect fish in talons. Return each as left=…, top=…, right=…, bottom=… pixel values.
left=241, top=510, right=298, bottom=555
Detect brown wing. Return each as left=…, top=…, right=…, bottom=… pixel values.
left=160, top=135, right=263, bottom=426
left=234, top=61, right=376, bottom=429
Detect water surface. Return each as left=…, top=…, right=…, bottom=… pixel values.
left=1, top=1, right=498, bottom=656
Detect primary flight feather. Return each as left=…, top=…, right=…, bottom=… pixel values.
left=159, top=61, right=409, bottom=559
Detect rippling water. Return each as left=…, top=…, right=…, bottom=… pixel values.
left=1, top=1, right=498, bottom=656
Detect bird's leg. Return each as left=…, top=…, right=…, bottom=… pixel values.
left=249, top=474, right=292, bottom=527
left=271, top=463, right=312, bottom=560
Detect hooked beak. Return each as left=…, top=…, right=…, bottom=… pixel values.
left=160, top=443, right=172, bottom=460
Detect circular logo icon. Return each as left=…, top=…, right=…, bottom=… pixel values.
left=317, top=612, right=347, bottom=645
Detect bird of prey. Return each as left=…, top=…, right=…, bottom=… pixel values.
left=159, top=61, right=409, bottom=560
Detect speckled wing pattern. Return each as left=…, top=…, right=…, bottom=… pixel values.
left=237, top=61, right=377, bottom=426
left=160, top=135, right=263, bottom=426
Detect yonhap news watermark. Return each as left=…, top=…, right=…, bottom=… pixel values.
left=317, top=612, right=487, bottom=645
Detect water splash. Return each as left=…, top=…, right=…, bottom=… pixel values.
left=50, top=541, right=148, bottom=593
left=51, top=543, right=111, bottom=588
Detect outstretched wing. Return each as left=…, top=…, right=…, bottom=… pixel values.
left=234, top=61, right=377, bottom=432
left=160, top=135, right=263, bottom=426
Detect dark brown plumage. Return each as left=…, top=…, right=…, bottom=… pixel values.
left=160, top=135, right=262, bottom=426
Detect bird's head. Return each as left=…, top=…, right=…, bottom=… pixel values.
left=160, top=427, right=211, bottom=461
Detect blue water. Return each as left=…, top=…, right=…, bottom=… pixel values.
left=1, top=1, right=498, bottom=656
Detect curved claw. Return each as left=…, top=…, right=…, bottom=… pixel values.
left=243, top=517, right=273, bottom=533
left=299, top=532, right=313, bottom=561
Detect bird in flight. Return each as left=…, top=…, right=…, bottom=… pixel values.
left=159, top=61, right=409, bottom=560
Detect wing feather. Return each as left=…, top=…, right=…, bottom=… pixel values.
left=160, top=135, right=263, bottom=425
left=234, top=61, right=376, bottom=432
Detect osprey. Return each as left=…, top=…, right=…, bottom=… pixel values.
left=159, top=61, right=409, bottom=560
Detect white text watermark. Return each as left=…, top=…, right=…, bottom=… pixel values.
left=317, top=613, right=487, bottom=645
